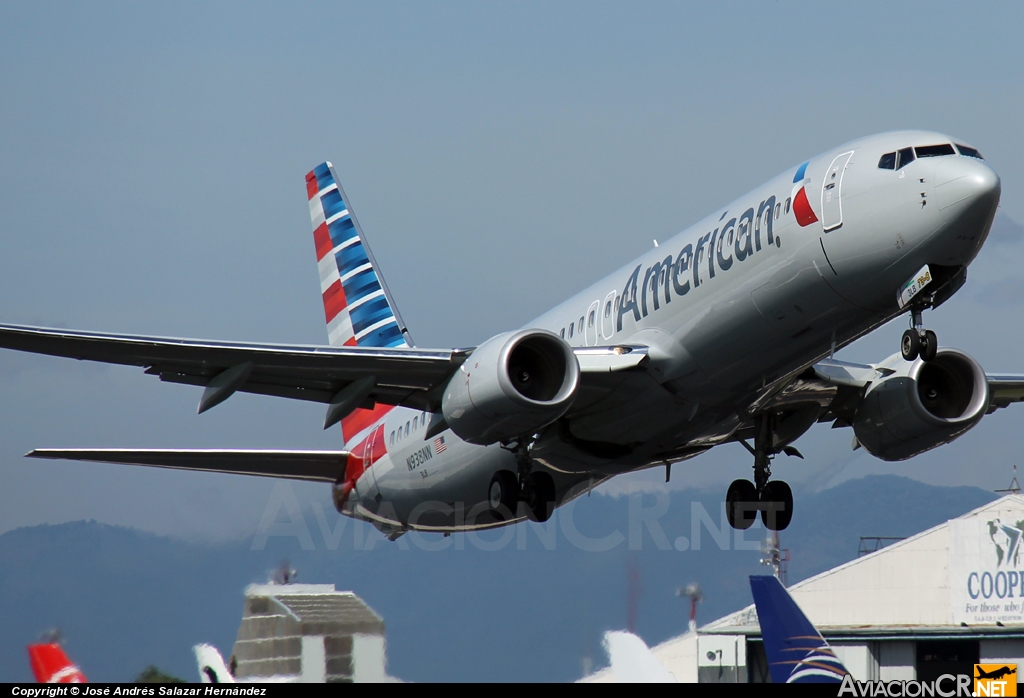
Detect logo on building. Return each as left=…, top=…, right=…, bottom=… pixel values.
left=975, top=664, right=1017, bottom=697
left=988, top=519, right=1024, bottom=568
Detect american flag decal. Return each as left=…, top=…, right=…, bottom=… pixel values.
left=433, top=436, right=447, bottom=454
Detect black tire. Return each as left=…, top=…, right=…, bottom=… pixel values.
left=525, top=471, right=556, bottom=523
left=920, top=330, right=938, bottom=362
left=761, top=480, right=794, bottom=531
left=488, top=470, right=519, bottom=521
left=726, top=479, right=758, bottom=530
left=901, top=329, right=920, bottom=361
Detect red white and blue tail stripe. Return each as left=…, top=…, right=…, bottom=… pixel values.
left=306, top=162, right=411, bottom=349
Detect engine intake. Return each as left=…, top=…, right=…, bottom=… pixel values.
left=853, top=348, right=989, bottom=461
left=442, top=329, right=580, bottom=445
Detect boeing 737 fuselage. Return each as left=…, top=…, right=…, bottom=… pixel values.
left=6, top=130, right=1015, bottom=538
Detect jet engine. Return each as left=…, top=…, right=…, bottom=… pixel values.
left=442, top=329, right=580, bottom=445
left=853, top=348, right=989, bottom=461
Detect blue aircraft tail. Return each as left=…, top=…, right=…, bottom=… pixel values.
left=750, top=575, right=849, bottom=683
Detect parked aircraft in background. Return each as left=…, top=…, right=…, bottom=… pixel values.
left=27, top=641, right=87, bottom=683
left=750, top=575, right=848, bottom=683
left=4, top=131, right=1020, bottom=536
left=600, top=630, right=676, bottom=683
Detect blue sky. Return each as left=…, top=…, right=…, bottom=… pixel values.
left=2, top=1, right=1024, bottom=540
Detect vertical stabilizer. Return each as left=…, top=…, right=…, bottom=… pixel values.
left=27, top=643, right=87, bottom=683
left=602, top=630, right=676, bottom=683
left=305, top=162, right=407, bottom=444
left=194, top=644, right=236, bottom=684
left=305, top=162, right=412, bottom=349
left=749, top=575, right=848, bottom=683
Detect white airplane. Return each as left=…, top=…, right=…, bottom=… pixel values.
left=3, top=130, right=1018, bottom=536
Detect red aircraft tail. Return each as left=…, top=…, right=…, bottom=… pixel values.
left=27, top=643, right=87, bottom=683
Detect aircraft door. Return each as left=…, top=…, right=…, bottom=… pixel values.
left=585, top=300, right=600, bottom=346
left=600, top=291, right=617, bottom=341
left=820, top=151, right=854, bottom=232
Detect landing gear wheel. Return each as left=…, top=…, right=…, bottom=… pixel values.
left=920, top=330, right=938, bottom=362
left=760, top=480, right=793, bottom=531
left=488, top=470, right=519, bottom=521
left=726, top=479, right=758, bottom=530
left=524, top=471, right=556, bottom=523
left=901, top=329, right=920, bottom=361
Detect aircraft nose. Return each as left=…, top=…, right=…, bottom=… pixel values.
left=933, top=157, right=1000, bottom=221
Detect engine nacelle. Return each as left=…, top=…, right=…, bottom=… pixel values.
left=853, top=348, right=989, bottom=461
left=442, top=329, right=580, bottom=445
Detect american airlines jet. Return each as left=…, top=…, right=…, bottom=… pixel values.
left=3, top=130, right=1018, bottom=536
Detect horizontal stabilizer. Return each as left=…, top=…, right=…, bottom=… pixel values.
left=27, top=449, right=349, bottom=482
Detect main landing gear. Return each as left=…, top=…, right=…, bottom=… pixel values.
left=491, top=440, right=556, bottom=523
left=901, top=305, right=937, bottom=362
left=726, top=415, right=794, bottom=532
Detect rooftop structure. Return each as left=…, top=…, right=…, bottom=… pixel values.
left=231, top=583, right=388, bottom=682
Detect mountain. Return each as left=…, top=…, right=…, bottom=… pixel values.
left=0, top=475, right=995, bottom=682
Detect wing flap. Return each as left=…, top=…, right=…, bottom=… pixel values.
left=26, top=448, right=350, bottom=482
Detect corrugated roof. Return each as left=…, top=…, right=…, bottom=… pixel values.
left=274, top=593, right=384, bottom=634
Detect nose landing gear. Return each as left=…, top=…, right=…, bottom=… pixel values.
left=726, top=415, right=795, bottom=532
left=901, top=306, right=937, bottom=362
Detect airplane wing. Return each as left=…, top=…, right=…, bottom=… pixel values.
left=812, top=358, right=1024, bottom=413
left=985, top=374, right=1024, bottom=411
left=0, top=323, right=649, bottom=418
left=0, top=323, right=465, bottom=412
left=27, top=449, right=349, bottom=482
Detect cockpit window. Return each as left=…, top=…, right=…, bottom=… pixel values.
left=878, top=152, right=896, bottom=169
left=915, top=144, right=956, bottom=158
left=957, top=144, right=984, bottom=159
left=896, top=147, right=915, bottom=169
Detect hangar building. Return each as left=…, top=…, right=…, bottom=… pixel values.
left=592, top=494, right=1024, bottom=683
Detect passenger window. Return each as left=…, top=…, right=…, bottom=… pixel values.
left=568, top=323, right=574, bottom=338
left=878, top=152, right=896, bottom=169
left=413, top=416, right=418, bottom=430
left=784, top=197, right=791, bottom=214
left=896, top=147, right=915, bottom=169
left=578, top=317, right=584, bottom=333
left=405, top=422, right=410, bottom=437
left=390, top=431, right=395, bottom=445
left=605, top=300, right=612, bottom=317
left=915, top=144, right=956, bottom=158
left=588, top=310, right=595, bottom=327
left=774, top=203, right=781, bottom=220
left=957, top=144, right=983, bottom=159
left=559, top=328, right=565, bottom=338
